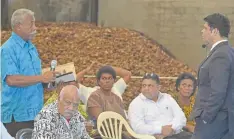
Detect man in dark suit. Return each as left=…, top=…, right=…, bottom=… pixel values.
left=191, top=13, right=234, bottom=139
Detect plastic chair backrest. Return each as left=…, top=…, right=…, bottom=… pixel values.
left=15, top=128, right=33, bottom=139
left=97, top=111, right=156, bottom=139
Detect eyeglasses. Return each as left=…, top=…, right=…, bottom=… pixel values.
left=145, top=73, right=157, bottom=77
left=63, top=100, right=79, bottom=109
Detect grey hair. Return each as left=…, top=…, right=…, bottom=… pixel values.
left=11, top=8, right=35, bottom=29
left=59, top=85, right=81, bottom=101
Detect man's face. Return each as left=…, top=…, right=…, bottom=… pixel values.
left=98, top=73, right=115, bottom=91
left=58, top=85, right=80, bottom=120
left=16, top=14, right=37, bottom=41
left=201, top=22, right=216, bottom=46
left=141, top=79, right=161, bottom=100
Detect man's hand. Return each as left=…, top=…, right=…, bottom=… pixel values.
left=41, top=71, right=57, bottom=83
left=85, top=120, right=94, bottom=133
left=85, top=122, right=93, bottom=133
left=161, top=125, right=174, bottom=137
left=184, top=124, right=195, bottom=133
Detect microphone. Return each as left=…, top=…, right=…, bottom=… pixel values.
left=50, top=60, right=57, bottom=71
left=202, top=44, right=207, bottom=48
left=47, top=60, right=57, bottom=89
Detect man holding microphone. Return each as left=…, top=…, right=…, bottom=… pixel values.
left=1, top=8, right=56, bottom=137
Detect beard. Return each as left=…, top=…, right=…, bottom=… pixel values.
left=63, top=109, right=75, bottom=119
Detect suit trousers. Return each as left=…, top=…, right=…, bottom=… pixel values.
left=191, top=115, right=228, bottom=139
left=3, top=117, right=34, bottom=137
left=163, top=131, right=192, bottom=139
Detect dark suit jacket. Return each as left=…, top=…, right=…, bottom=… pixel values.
left=191, top=41, right=234, bottom=136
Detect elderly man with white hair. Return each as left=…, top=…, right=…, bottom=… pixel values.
left=32, top=83, right=91, bottom=139
left=1, top=8, right=56, bottom=137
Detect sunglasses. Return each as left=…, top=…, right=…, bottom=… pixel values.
left=143, top=73, right=158, bottom=78
left=143, top=73, right=160, bottom=83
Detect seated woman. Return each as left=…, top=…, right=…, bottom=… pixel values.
left=172, top=72, right=197, bottom=133
left=87, top=66, right=131, bottom=139
left=45, top=62, right=131, bottom=110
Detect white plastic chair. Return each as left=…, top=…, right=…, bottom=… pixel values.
left=15, top=128, right=33, bottom=139
left=97, top=111, right=156, bottom=139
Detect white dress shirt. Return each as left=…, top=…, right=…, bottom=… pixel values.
left=210, top=39, right=228, bottom=51
left=128, top=92, right=186, bottom=135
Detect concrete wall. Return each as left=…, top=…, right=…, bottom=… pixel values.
left=5, top=0, right=94, bottom=23
left=98, top=0, right=234, bottom=69
left=1, top=0, right=9, bottom=29
left=4, top=0, right=234, bottom=69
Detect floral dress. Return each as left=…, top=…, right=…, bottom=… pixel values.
left=172, top=94, right=195, bottom=126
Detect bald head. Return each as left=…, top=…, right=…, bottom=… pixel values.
left=59, top=85, right=80, bottom=101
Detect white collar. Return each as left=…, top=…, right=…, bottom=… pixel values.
left=140, top=92, right=162, bottom=102
left=210, top=39, right=228, bottom=51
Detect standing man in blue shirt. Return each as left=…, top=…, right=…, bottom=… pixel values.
left=1, top=8, right=56, bottom=137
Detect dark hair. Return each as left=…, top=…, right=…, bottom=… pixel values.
left=175, top=73, right=197, bottom=96
left=204, top=13, right=230, bottom=38
left=96, top=66, right=116, bottom=80
left=142, top=73, right=160, bottom=84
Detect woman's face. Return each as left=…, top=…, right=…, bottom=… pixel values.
left=98, top=73, right=115, bottom=91
left=178, top=79, right=194, bottom=97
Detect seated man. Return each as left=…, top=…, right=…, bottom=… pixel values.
left=32, top=84, right=91, bottom=139
left=128, top=73, right=192, bottom=139
left=45, top=62, right=131, bottom=107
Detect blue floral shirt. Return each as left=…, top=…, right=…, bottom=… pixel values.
left=1, top=32, right=43, bottom=123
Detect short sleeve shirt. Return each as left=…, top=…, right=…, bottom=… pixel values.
left=1, top=32, right=43, bottom=123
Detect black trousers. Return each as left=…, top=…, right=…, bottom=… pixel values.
left=3, top=117, right=34, bottom=137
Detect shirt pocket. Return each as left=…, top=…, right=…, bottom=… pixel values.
left=19, top=51, right=34, bottom=75
left=29, top=49, right=42, bottom=75
left=161, top=104, right=173, bottom=117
